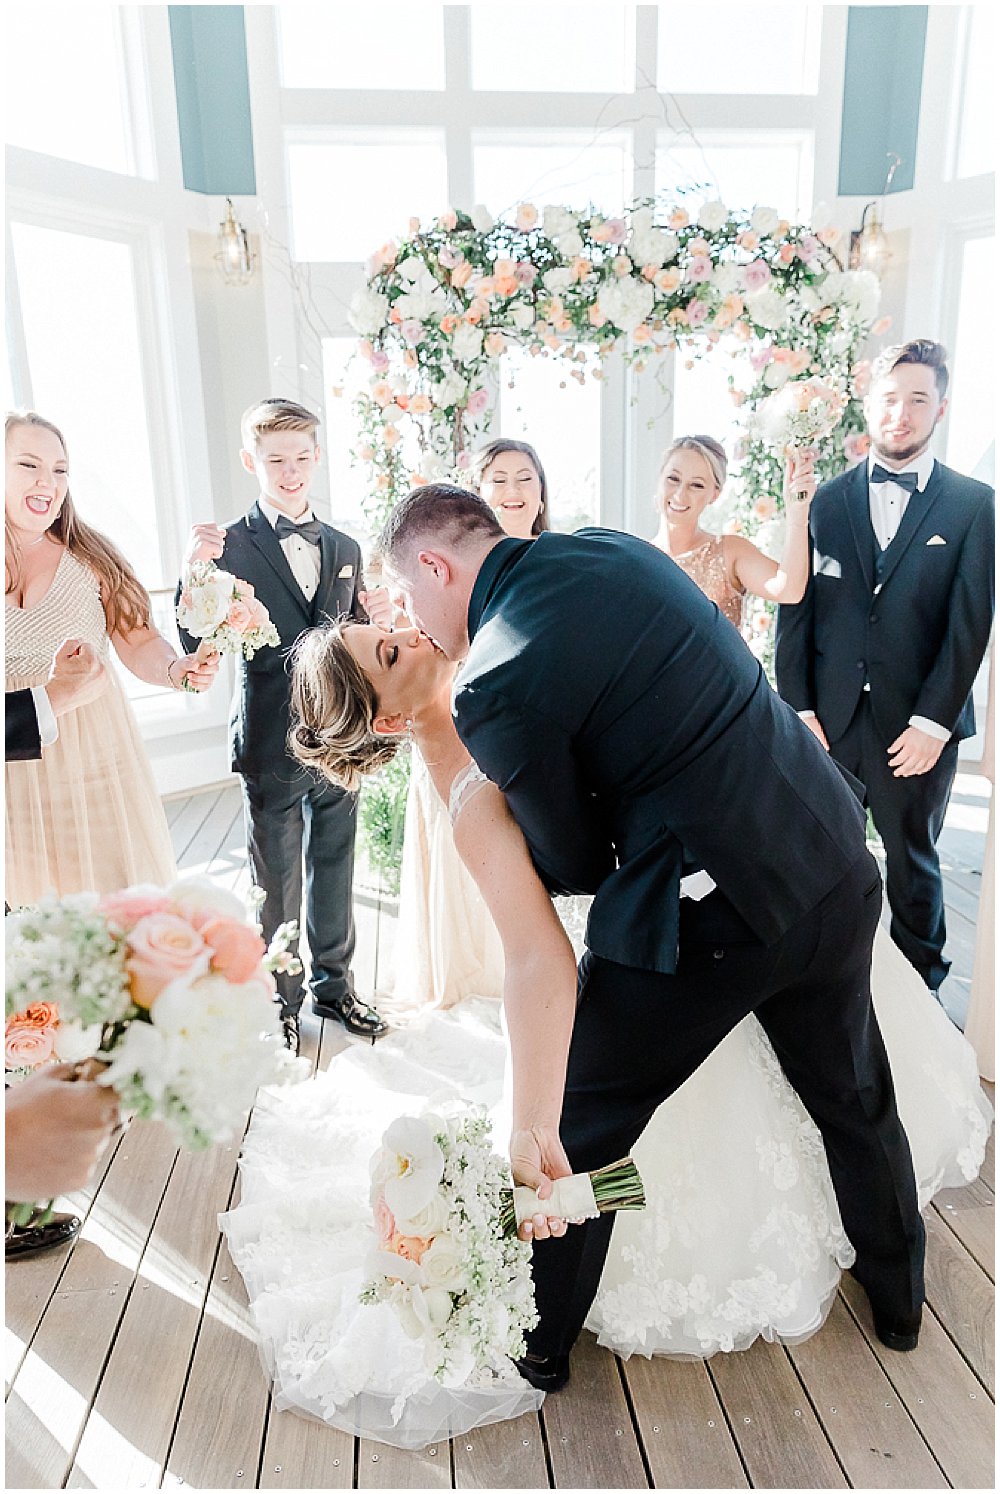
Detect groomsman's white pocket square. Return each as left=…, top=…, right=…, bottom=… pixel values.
left=338, top=563, right=355, bottom=577
left=925, top=535, right=947, bottom=546
left=813, top=551, right=842, bottom=579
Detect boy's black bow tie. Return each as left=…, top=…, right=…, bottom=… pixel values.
left=871, top=465, right=918, bottom=492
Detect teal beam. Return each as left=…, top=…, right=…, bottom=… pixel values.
left=839, top=6, right=927, bottom=196
left=168, top=6, right=256, bottom=196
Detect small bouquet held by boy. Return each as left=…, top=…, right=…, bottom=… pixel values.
left=5, top=878, right=306, bottom=1228
left=751, top=375, right=849, bottom=470
left=176, top=561, right=280, bottom=685
left=363, top=1107, right=644, bottom=1386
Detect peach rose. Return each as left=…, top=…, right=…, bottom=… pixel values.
left=5, top=1019, right=56, bottom=1070
left=403, top=349, right=418, bottom=369
left=778, top=243, right=795, bottom=264
left=754, top=496, right=776, bottom=520
left=451, top=260, right=473, bottom=290
left=439, top=314, right=459, bottom=335
left=571, top=256, right=592, bottom=281
left=655, top=267, right=682, bottom=294
left=16, top=1001, right=61, bottom=1029
left=226, top=599, right=254, bottom=634
left=371, top=381, right=394, bottom=408
left=738, top=231, right=759, bottom=253
left=383, top=424, right=401, bottom=449
left=588, top=303, right=607, bottom=328
left=125, top=913, right=209, bottom=1010
left=612, top=255, right=632, bottom=278
left=248, top=599, right=270, bottom=632
left=872, top=315, right=893, bottom=335
left=199, top=916, right=266, bottom=984
left=632, top=324, right=652, bottom=345
left=409, top=393, right=432, bottom=415
left=99, top=889, right=173, bottom=931
left=484, top=330, right=506, bottom=357
left=392, top=1231, right=434, bottom=1264
left=668, top=207, right=689, bottom=230
left=438, top=209, right=458, bottom=232
left=688, top=237, right=711, bottom=257
left=515, top=202, right=539, bottom=232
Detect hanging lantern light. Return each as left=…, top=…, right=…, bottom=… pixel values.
left=215, top=198, right=256, bottom=285
left=849, top=154, right=901, bottom=279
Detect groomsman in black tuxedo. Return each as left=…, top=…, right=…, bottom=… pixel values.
left=777, top=341, right=994, bottom=995
left=179, top=399, right=386, bottom=1053
left=6, top=637, right=106, bottom=762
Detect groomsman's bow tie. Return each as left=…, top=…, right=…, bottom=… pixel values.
left=275, top=515, right=323, bottom=545
left=871, top=465, right=919, bottom=492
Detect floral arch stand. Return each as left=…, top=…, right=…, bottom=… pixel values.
left=346, top=196, right=883, bottom=884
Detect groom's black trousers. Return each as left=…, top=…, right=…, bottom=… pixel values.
left=526, top=850, right=924, bottom=1359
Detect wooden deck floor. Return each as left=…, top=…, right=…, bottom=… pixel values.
left=6, top=779, right=994, bottom=1490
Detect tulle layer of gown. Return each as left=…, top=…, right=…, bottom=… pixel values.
left=221, top=929, right=991, bottom=1449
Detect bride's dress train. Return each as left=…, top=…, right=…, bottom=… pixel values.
left=221, top=923, right=991, bottom=1448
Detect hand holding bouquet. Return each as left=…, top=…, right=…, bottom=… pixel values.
left=5, top=878, right=306, bottom=1224
left=751, top=376, right=848, bottom=459
left=177, top=561, right=280, bottom=673
left=362, top=1109, right=538, bottom=1385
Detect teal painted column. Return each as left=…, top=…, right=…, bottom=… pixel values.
left=838, top=6, right=927, bottom=196
left=168, top=5, right=256, bottom=195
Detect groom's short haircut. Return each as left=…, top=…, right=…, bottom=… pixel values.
left=241, top=397, right=321, bottom=454
left=872, top=340, right=950, bottom=399
left=378, top=484, right=503, bottom=571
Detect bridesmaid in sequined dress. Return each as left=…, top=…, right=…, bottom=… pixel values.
left=652, top=434, right=815, bottom=623
left=5, top=412, right=219, bottom=906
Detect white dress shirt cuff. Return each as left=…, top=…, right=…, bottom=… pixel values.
left=797, top=709, right=817, bottom=720
left=31, top=685, right=59, bottom=747
left=909, top=715, right=951, bottom=743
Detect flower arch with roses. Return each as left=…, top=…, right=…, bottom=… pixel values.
left=347, top=195, right=884, bottom=881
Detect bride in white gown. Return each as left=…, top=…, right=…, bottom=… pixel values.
left=220, top=618, right=991, bottom=1451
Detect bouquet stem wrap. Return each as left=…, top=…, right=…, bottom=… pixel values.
left=499, top=1156, right=645, bottom=1238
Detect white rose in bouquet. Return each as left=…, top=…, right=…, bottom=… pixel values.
left=542, top=267, right=574, bottom=293
left=698, top=199, right=730, bottom=232
left=750, top=205, right=781, bottom=236
left=420, top=1233, right=467, bottom=1292
left=509, top=303, right=535, bottom=331
left=471, top=204, right=494, bottom=233
left=451, top=323, right=484, bottom=364
left=181, top=567, right=232, bottom=635
left=629, top=207, right=676, bottom=268
left=745, top=287, right=790, bottom=331
left=432, top=369, right=468, bottom=409
left=543, top=205, right=579, bottom=240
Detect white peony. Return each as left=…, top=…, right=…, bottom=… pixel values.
left=597, top=275, right=654, bottom=332
left=542, top=266, right=574, bottom=293
left=509, top=303, right=534, bottom=331
left=471, top=204, right=494, bottom=233
left=745, top=287, right=789, bottom=331
left=381, top=1116, right=445, bottom=1218
left=712, top=261, right=742, bottom=294
left=820, top=269, right=880, bottom=324
left=543, top=205, right=579, bottom=239
left=432, top=369, right=468, bottom=408
left=750, top=205, right=781, bottom=236
left=629, top=207, right=676, bottom=268
left=451, top=323, right=484, bottom=364
left=348, top=286, right=390, bottom=336
left=698, top=199, right=730, bottom=232
left=396, top=256, right=427, bottom=284
left=555, top=229, right=584, bottom=258
left=180, top=569, right=233, bottom=636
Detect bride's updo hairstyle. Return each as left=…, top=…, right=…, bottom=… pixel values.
left=288, top=622, right=402, bottom=792
left=656, top=434, right=728, bottom=509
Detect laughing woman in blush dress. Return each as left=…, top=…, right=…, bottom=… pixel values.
left=5, top=412, right=218, bottom=906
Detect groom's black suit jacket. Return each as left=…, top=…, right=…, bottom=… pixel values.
left=774, top=460, right=994, bottom=746
left=454, top=530, right=867, bottom=975
left=177, top=502, right=365, bottom=777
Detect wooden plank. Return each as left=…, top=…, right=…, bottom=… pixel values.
left=933, top=1177, right=994, bottom=1279
left=622, top=1354, right=748, bottom=1488
left=709, top=1337, right=848, bottom=1489
left=981, top=1118, right=994, bottom=1192
left=356, top=1436, right=451, bottom=1489
left=841, top=1274, right=995, bottom=1490
left=168, top=788, right=222, bottom=865
left=789, top=1295, right=947, bottom=1488
left=66, top=1132, right=243, bottom=1488
left=162, top=1194, right=271, bottom=1490
left=924, top=1207, right=995, bottom=1392
left=940, top=863, right=984, bottom=923
left=5, top=1122, right=127, bottom=1392
left=175, top=784, right=244, bottom=876
left=163, top=793, right=192, bottom=829
left=541, top=1333, right=648, bottom=1489
left=258, top=1405, right=353, bottom=1489
left=4, top=1121, right=179, bottom=1490
left=453, top=1409, right=549, bottom=1489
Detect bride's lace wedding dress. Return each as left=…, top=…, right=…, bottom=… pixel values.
left=221, top=764, right=991, bottom=1449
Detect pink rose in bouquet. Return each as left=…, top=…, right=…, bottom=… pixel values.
left=200, top=916, right=268, bottom=985
left=125, top=912, right=210, bottom=1009
left=5, top=1010, right=58, bottom=1070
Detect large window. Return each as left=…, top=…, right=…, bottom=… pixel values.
left=322, top=337, right=378, bottom=535
left=10, top=221, right=164, bottom=588
left=278, top=5, right=446, bottom=90
left=953, top=7, right=993, bottom=180
left=496, top=345, right=602, bottom=532
left=657, top=5, right=821, bottom=95
left=287, top=132, right=449, bottom=261
left=656, top=132, right=813, bottom=220
left=473, top=133, right=631, bottom=219
left=946, top=235, right=995, bottom=477
left=5, top=5, right=143, bottom=175
left=471, top=5, right=633, bottom=93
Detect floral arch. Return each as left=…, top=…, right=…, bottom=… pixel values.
left=346, top=195, right=884, bottom=880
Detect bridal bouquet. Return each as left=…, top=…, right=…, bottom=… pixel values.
left=750, top=376, right=849, bottom=457
left=5, top=879, right=305, bottom=1197
left=361, top=1108, right=538, bottom=1385
left=177, top=561, right=280, bottom=673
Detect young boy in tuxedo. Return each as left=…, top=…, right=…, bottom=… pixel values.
left=179, top=398, right=386, bottom=1052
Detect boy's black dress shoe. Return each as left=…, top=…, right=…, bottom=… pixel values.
left=313, top=991, right=388, bottom=1042
left=514, top=1352, right=571, bottom=1392
left=280, top=1011, right=301, bottom=1055
left=6, top=1213, right=82, bottom=1260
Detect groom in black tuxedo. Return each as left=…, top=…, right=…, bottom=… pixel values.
left=776, top=341, right=994, bottom=994
left=380, top=486, right=925, bottom=1388
left=178, top=399, right=386, bottom=1052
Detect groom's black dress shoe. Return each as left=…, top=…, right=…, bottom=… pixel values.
left=313, top=991, right=388, bottom=1042
left=514, top=1352, right=571, bottom=1392
left=6, top=1213, right=82, bottom=1260
left=870, top=1310, right=921, bottom=1352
